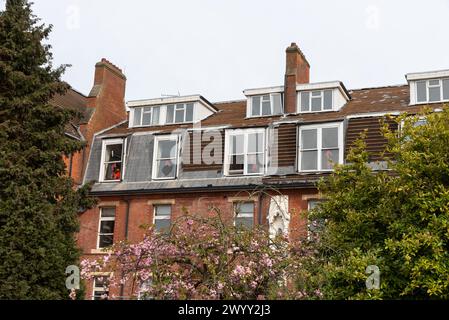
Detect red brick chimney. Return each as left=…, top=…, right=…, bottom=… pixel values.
left=284, top=43, right=310, bottom=114
left=79, top=58, right=127, bottom=177
left=85, top=58, right=127, bottom=136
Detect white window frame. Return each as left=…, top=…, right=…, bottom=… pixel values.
left=99, top=138, right=126, bottom=182
left=92, top=276, right=109, bottom=300
left=131, top=106, right=162, bottom=127
left=247, top=93, right=283, bottom=117
left=153, top=204, right=172, bottom=233
left=224, top=128, right=266, bottom=176
left=97, top=207, right=116, bottom=250
left=152, top=135, right=180, bottom=180
left=415, top=78, right=449, bottom=104
left=307, top=199, right=325, bottom=241
left=297, top=122, right=344, bottom=172
left=298, top=89, right=334, bottom=113
left=165, top=103, right=194, bottom=124
left=233, top=201, right=255, bottom=227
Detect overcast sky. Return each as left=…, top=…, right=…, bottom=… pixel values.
left=3, top=0, right=449, bottom=102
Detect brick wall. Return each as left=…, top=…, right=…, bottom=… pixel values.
left=78, top=187, right=318, bottom=299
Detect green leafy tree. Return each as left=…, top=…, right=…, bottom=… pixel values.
left=0, top=0, right=94, bottom=299
left=298, top=107, right=449, bottom=299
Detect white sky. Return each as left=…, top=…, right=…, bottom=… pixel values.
left=3, top=0, right=449, bottom=102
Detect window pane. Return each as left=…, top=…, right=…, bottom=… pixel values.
left=133, top=108, right=142, bottom=126
left=308, top=200, right=322, bottom=211
left=158, top=140, right=176, bottom=159
left=272, top=93, right=282, bottom=114
left=94, top=277, right=109, bottom=287
left=301, top=151, right=317, bottom=170
left=231, top=135, right=244, bottom=154
left=322, top=127, right=338, bottom=148
left=141, top=107, right=151, bottom=125
left=321, top=149, right=339, bottom=169
left=152, top=107, right=160, bottom=125
left=252, top=96, right=261, bottom=116
left=157, top=159, right=176, bottom=178
left=261, top=95, right=271, bottom=115
left=248, top=132, right=263, bottom=153
left=429, top=79, right=439, bottom=86
left=185, top=103, right=194, bottom=122
left=101, top=207, right=115, bottom=218
left=105, top=144, right=122, bottom=162
left=104, top=162, right=122, bottom=180
left=301, top=129, right=317, bottom=149
left=230, top=155, right=244, bottom=173
left=416, top=81, right=427, bottom=102
left=237, top=202, right=254, bottom=214
left=166, top=105, right=174, bottom=123
left=429, top=86, right=441, bottom=102
left=443, top=79, right=449, bottom=100
left=311, top=96, right=321, bottom=111
left=175, top=105, right=184, bottom=123
left=155, top=205, right=171, bottom=216
left=235, top=217, right=253, bottom=228
left=99, top=234, right=113, bottom=248
left=246, top=154, right=263, bottom=174
left=100, top=220, right=115, bottom=234
left=300, top=92, right=310, bottom=112
left=155, top=219, right=171, bottom=233
left=311, top=91, right=321, bottom=97
left=323, top=90, right=333, bottom=110
left=93, top=291, right=109, bottom=300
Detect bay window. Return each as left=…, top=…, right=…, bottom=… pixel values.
left=152, top=135, right=179, bottom=179
left=225, top=128, right=265, bottom=175
left=99, top=138, right=124, bottom=182
left=298, top=122, right=343, bottom=171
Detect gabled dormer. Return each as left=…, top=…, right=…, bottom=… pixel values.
left=127, top=95, right=217, bottom=128
left=406, top=69, right=449, bottom=105
left=296, top=81, right=350, bottom=113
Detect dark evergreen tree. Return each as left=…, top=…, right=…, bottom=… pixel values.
left=0, top=0, right=94, bottom=299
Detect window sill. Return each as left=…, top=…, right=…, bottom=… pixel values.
left=90, top=249, right=113, bottom=255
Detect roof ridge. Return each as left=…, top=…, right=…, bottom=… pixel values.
left=349, top=84, right=408, bottom=92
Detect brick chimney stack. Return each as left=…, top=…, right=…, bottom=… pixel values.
left=284, top=42, right=310, bottom=114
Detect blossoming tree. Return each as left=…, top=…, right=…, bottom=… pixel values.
left=80, top=205, right=320, bottom=300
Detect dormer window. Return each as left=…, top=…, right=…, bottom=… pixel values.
left=133, top=106, right=161, bottom=127
left=152, top=135, right=179, bottom=180
left=99, top=138, right=125, bottom=182
left=127, top=95, right=217, bottom=128
left=416, top=79, right=449, bottom=103
left=299, top=90, right=333, bottom=113
left=224, top=128, right=265, bottom=176
left=166, top=103, right=194, bottom=124
left=249, top=93, right=283, bottom=117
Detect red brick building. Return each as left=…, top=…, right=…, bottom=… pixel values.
left=75, top=43, right=448, bottom=299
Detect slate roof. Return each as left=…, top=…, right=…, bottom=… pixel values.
left=85, top=83, right=447, bottom=195
left=101, top=84, right=444, bottom=137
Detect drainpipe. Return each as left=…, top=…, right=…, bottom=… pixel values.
left=119, top=198, right=131, bottom=299
left=258, top=193, right=264, bottom=225
left=68, top=153, right=73, bottom=178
